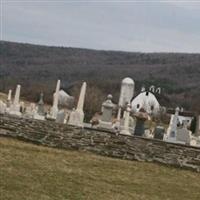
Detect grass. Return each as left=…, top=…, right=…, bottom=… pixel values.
left=0, top=137, right=200, bottom=200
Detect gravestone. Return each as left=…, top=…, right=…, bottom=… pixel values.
left=57, top=90, right=74, bottom=109
left=0, top=100, right=6, bottom=114
left=176, top=127, right=191, bottom=145
left=98, top=94, right=114, bottom=129
left=120, top=104, right=132, bottom=135
left=56, top=110, right=66, bottom=124
left=118, top=77, right=135, bottom=107
left=37, top=93, right=45, bottom=116
left=7, top=89, right=12, bottom=107
left=165, top=107, right=180, bottom=141
left=154, top=126, right=165, bottom=140
left=116, top=78, right=134, bottom=129
left=68, top=82, right=86, bottom=127
left=25, top=103, right=37, bottom=118
left=144, top=129, right=153, bottom=138
left=9, top=85, right=22, bottom=116
left=50, top=80, right=60, bottom=119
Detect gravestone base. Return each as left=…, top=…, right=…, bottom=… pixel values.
left=24, top=112, right=34, bottom=119
left=98, top=120, right=113, bottom=130
left=56, top=110, right=66, bottom=124
left=68, top=110, right=84, bottom=127
left=33, top=114, right=45, bottom=121
left=8, top=111, right=22, bottom=117
left=164, top=136, right=177, bottom=143
left=50, top=106, right=58, bottom=119
left=8, top=105, right=21, bottom=117
left=120, top=129, right=131, bottom=136
left=176, top=128, right=191, bottom=145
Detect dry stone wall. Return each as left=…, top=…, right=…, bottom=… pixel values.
left=0, top=114, right=200, bottom=172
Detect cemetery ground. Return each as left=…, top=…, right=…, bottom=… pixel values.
left=1, top=137, right=200, bottom=200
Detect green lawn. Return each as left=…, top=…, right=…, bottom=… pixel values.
left=0, top=137, right=200, bottom=200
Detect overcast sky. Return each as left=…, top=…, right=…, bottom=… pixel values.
left=1, top=0, right=200, bottom=53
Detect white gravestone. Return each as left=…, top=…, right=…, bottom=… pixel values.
left=56, top=109, right=66, bottom=124
left=116, top=77, right=135, bottom=130
left=37, top=93, right=45, bottom=116
left=120, top=104, right=132, bottom=135
left=165, top=107, right=180, bottom=142
left=176, top=127, right=191, bottom=145
left=68, top=82, right=87, bottom=127
left=25, top=103, right=37, bottom=118
left=0, top=100, right=6, bottom=114
left=9, top=85, right=22, bottom=116
left=34, top=98, right=45, bottom=121
left=50, top=80, right=60, bottom=119
left=118, top=77, right=135, bottom=107
left=7, top=89, right=12, bottom=107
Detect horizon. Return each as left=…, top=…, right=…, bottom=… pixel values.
left=2, top=1, right=200, bottom=53
left=2, top=39, right=200, bottom=55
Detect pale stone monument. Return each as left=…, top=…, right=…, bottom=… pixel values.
left=50, top=80, right=60, bottom=119
left=68, top=82, right=87, bottom=127
left=154, top=126, right=165, bottom=140
left=7, top=89, right=12, bottom=107
left=37, top=93, right=45, bottom=116
left=176, top=126, right=191, bottom=145
left=144, top=129, right=153, bottom=138
left=98, top=94, right=114, bottom=129
left=32, top=93, right=46, bottom=120
left=25, top=103, right=38, bottom=119
left=9, top=85, right=22, bottom=116
left=165, top=107, right=180, bottom=142
left=116, top=77, right=135, bottom=129
left=56, top=89, right=74, bottom=109
left=0, top=100, right=6, bottom=114
left=118, top=77, right=135, bottom=107
left=120, top=104, right=132, bottom=135
left=56, top=109, right=66, bottom=124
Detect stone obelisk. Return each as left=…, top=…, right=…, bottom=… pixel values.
left=9, top=85, right=21, bottom=116
left=50, top=80, right=60, bottom=119
left=7, top=89, right=12, bottom=107
left=68, top=82, right=87, bottom=127
left=14, top=85, right=21, bottom=107
left=165, top=107, right=180, bottom=141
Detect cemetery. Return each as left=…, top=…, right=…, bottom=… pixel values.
left=0, top=77, right=200, bottom=172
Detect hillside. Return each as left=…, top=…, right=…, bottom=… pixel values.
left=1, top=137, right=200, bottom=200
left=0, top=41, right=200, bottom=116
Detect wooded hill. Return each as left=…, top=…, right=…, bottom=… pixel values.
left=0, top=41, right=200, bottom=115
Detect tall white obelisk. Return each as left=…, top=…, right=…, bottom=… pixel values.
left=50, top=80, right=60, bottom=119
left=68, top=82, right=87, bottom=127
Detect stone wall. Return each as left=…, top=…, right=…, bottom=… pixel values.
left=0, top=114, right=200, bottom=172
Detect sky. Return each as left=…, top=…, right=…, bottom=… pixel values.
left=1, top=0, right=200, bottom=53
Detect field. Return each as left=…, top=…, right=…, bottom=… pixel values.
left=0, top=137, right=200, bottom=200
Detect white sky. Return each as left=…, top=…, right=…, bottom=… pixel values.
left=1, top=0, right=200, bottom=53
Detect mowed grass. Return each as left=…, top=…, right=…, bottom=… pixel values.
left=0, top=137, right=200, bottom=200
